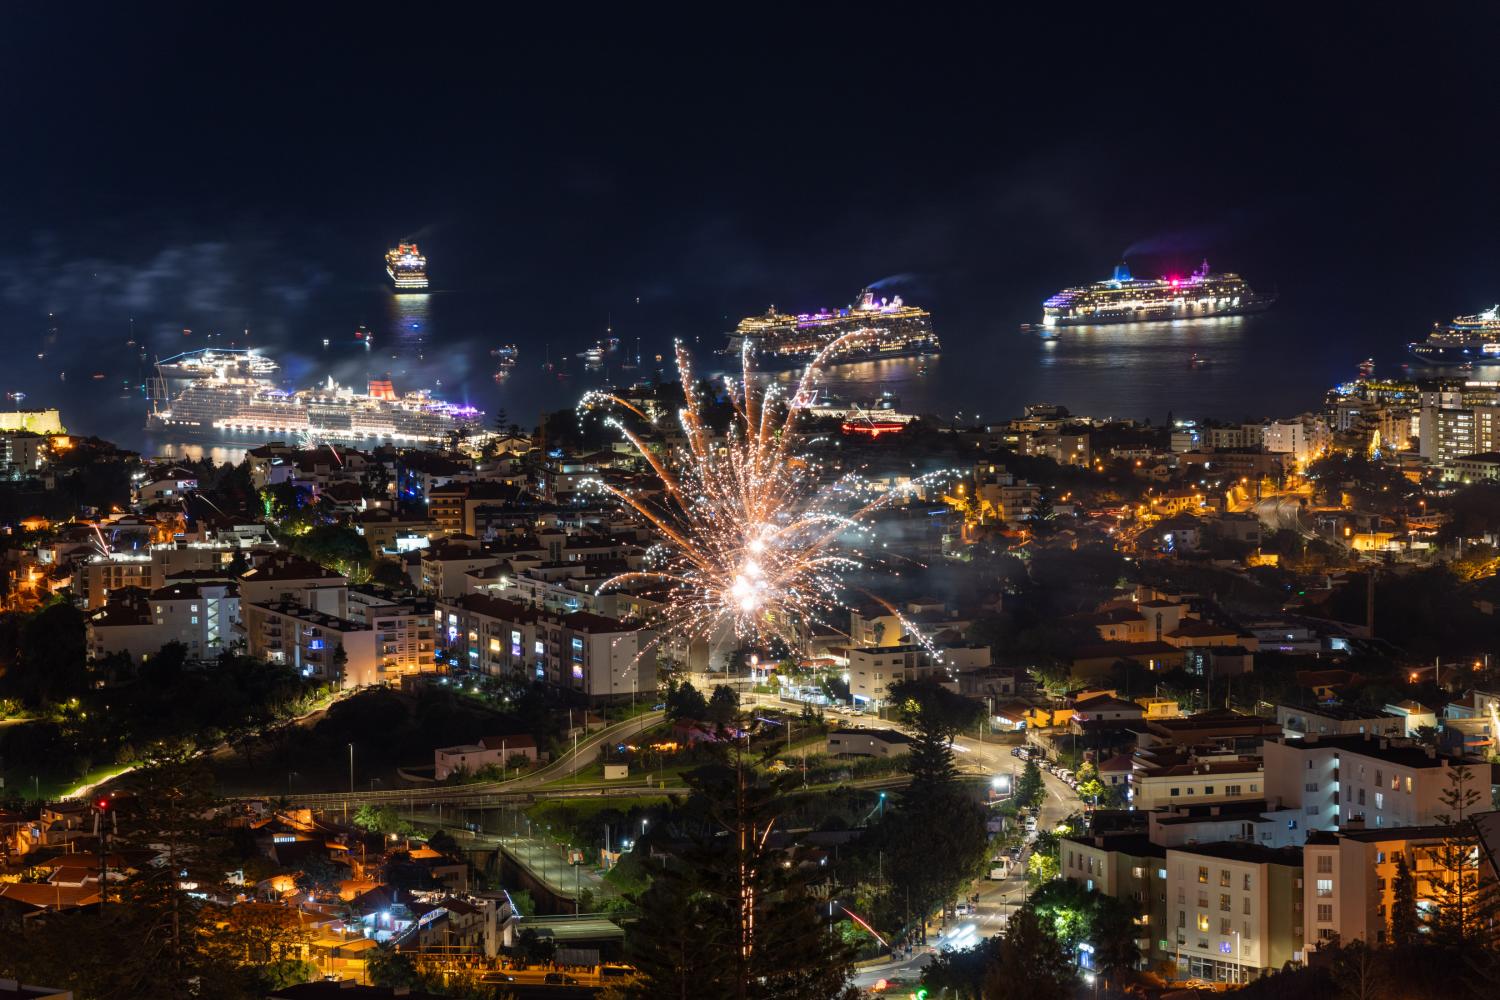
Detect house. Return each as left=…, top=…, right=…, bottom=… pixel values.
left=1070, top=693, right=1146, bottom=723
left=433, top=735, right=539, bottom=779
left=1069, top=641, right=1186, bottom=681
left=826, top=728, right=913, bottom=758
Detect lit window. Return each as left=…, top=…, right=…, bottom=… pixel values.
left=1316, top=879, right=1333, bottom=897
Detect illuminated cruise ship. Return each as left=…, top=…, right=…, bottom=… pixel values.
left=726, top=288, right=939, bottom=366
left=1408, top=307, right=1500, bottom=365
left=149, top=371, right=481, bottom=444
left=1042, top=259, right=1273, bottom=327
left=386, top=243, right=429, bottom=290
left=155, top=348, right=279, bottom=379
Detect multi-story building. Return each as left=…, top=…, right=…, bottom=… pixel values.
left=241, top=601, right=378, bottom=688
left=1061, top=833, right=1168, bottom=970
left=435, top=594, right=653, bottom=701
left=1275, top=704, right=1404, bottom=740
left=346, top=586, right=437, bottom=680
left=1165, top=843, right=1304, bottom=983
left=437, top=593, right=542, bottom=677
left=77, top=542, right=239, bottom=610
left=238, top=557, right=348, bottom=617
left=419, top=542, right=502, bottom=599
left=94, top=580, right=241, bottom=661
left=844, top=642, right=990, bottom=708
left=1301, top=824, right=1458, bottom=955
left=1128, top=757, right=1268, bottom=812
left=1262, top=733, right=1495, bottom=841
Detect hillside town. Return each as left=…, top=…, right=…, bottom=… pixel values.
left=0, top=360, right=1498, bottom=1000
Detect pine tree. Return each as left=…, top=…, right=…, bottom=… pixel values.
left=1390, top=852, right=1417, bottom=947
left=1427, top=762, right=1500, bottom=948
left=624, top=748, right=857, bottom=1000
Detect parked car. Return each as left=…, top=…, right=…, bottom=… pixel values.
left=544, top=973, right=579, bottom=985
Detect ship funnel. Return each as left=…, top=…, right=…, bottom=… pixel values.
left=1112, top=262, right=1132, bottom=283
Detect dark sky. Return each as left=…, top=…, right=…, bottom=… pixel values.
left=5, top=7, right=1500, bottom=341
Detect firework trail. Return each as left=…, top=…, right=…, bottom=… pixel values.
left=578, top=333, right=951, bottom=658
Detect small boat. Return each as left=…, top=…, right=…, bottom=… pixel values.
left=1188, top=353, right=1212, bottom=368
left=91, top=372, right=106, bottom=380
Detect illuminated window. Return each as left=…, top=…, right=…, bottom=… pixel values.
left=572, top=664, right=584, bottom=680
left=1197, top=914, right=1210, bottom=932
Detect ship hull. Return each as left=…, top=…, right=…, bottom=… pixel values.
left=730, top=340, right=940, bottom=370
left=1044, top=298, right=1274, bottom=327
left=1407, top=342, right=1500, bottom=365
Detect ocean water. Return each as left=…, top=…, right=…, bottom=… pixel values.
left=2, top=266, right=1486, bottom=458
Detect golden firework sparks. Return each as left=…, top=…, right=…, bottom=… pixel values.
left=578, top=334, right=951, bottom=657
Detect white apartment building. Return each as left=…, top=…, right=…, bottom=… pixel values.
left=1128, top=758, right=1267, bottom=812
left=238, top=558, right=348, bottom=618
left=88, top=582, right=237, bottom=664
left=1262, top=734, right=1494, bottom=841
left=1165, top=843, right=1304, bottom=983
left=242, top=601, right=378, bottom=688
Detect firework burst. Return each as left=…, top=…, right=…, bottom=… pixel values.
left=578, top=334, right=949, bottom=658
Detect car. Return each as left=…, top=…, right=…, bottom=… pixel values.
left=544, top=972, right=579, bottom=985
left=480, top=972, right=517, bottom=984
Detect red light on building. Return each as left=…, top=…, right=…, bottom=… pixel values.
left=841, top=420, right=905, bottom=438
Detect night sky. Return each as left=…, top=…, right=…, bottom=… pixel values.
left=5, top=9, right=1500, bottom=384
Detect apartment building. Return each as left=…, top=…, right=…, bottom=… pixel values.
left=1165, top=843, right=1304, bottom=983
left=346, top=587, right=437, bottom=680
left=844, top=642, right=990, bottom=707
left=1061, top=834, right=1168, bottom=969
left=1262, top=734, right=1495, bottom=841
left=238, top=558, right=348, bottom=618
left=1128, top=758, right=1267, bottom=812
left=242, top=601, right=378, bottom=688
left=419, top=542, right=501, bottom=599
left=1275, top=704, right=1404, bottom=740
left=435, top=594, right=654, bottom=701
left=1301, top=824, right=1458, bottom=955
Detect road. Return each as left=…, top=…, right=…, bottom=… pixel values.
left=269, top=711, right=665, bottom=809
left=849, top=738, right=1082, bottom=991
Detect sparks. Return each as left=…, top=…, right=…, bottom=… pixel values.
left=578, top=334, right=951, bottom=657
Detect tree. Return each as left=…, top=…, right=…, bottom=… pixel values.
left=1016, top=759, right=1044, bottom=810
left=980, top=907, right=1075, bottom=1000
left=1328, top=938, right=1386, bottom=1000
left=367, top=945, right=419, bottom=988
left=623, top=752, right=856, bottom=1000
left=1390, top=852, right=1417, bottom=947
left=663, top=679, right=708, bottom=723
left=1428, top=763, right=1500, bottom=947
left=706, top=684, right=739, bottom=730
left=330, top=644, right=349, bottom=687
left=1027, top=489, right=1057, bottom=538
left=879, top=686, right=988, bottom=942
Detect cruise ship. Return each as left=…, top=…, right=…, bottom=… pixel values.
left=1041, top=259, right=1273, bottom=327
left=726, top=288, right=939, bottom=366
left=155, top=348, right=279, bottom=379
left=386, top=243, right=429, bottom=291
left=1408, top=307, right=1500, bottom=365
left=149, top=370, right=481, bottom=444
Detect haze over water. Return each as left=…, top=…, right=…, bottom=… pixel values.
left=2, top=242, right=1490, bottom=458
